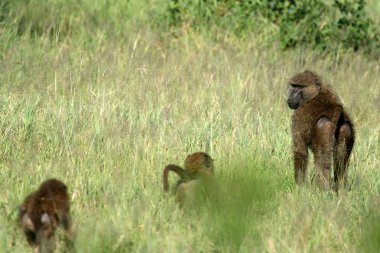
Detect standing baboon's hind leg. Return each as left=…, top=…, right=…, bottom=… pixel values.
left=334, top=122, right=354, bottom=191
left=313, top=117, right=335, bottom=190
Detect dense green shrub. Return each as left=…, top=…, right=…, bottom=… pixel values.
left=167, top=0, right=380, bottom=56
left=274, top=0, right=380, bottom=54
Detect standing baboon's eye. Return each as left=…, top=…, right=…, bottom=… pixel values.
left=291, top=84, right=303, bottom=89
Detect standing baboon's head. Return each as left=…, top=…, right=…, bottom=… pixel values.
left=287, top=70, right=321, bottom=109
left=184, top=152, right=214, bottom=175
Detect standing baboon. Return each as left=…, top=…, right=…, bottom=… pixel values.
left=287, top=70, right=355, bottom=190
left=18, top=179, right=72, bottom=253
left=163, top=152, right=215, bottom=206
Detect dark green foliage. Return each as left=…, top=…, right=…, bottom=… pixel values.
left=272, top=0, right=333, bottom=49
left=333, top=0, right=379, bottom=53
left=275, top=0, right=380, bottom=54
left=167, top=0, right=380, bottom=56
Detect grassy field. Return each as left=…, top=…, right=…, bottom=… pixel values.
left=0, top=1, right=380, bottom=252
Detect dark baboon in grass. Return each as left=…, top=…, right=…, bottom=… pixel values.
left=163, top=152, right=215, bottom=207
left=18, top=179, right=72, bottom=253
left=287, top=70, right=355, bottom=190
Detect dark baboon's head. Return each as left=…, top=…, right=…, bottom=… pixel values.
left=184, top=152, right=214, bottom=175
left=287, top=70, right=322, bottom=109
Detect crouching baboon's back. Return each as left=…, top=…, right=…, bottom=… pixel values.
left=163, top=152, right=215, bottom=207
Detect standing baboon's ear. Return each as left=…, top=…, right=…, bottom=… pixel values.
left=41, top=213, right=51, bottom=226
left=316, top=79, right=321, bottom=89
left=22, top=213, right=35, bottom=231
left=315, top=76, right=321, bottom=90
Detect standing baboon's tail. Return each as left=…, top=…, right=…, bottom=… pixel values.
left=163, top=165, right=188, bottom=192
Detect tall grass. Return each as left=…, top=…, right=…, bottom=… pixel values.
left=0, top=1, right=379, bottom=252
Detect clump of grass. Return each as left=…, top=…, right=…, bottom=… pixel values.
left=204, top=160, right=280, bottom=252
left=360, top=200, right=380, bottom=253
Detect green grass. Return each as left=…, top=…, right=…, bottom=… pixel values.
left=0, top=1, right=380, bottom=252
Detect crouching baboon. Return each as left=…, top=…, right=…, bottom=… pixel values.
left=18, top=179, right=72, bottom=253
left=287, top=70, right=355, bottom=191
left=163, top=152, right=215, bottom=207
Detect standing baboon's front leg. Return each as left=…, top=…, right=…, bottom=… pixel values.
left=313, top=117, right=335, bottom=190
left=293, top=136, right=308, bottom=185
left=334, top=122, right=354, bottom=191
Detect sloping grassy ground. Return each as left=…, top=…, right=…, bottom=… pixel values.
left=0, top=1, right=379, bottom=252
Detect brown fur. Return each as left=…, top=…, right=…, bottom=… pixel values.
left=162, top=152, right=214, bottom=206
left=287, top=70, right=355, bottom=190
left=18, top=179, right=72, bottom=253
